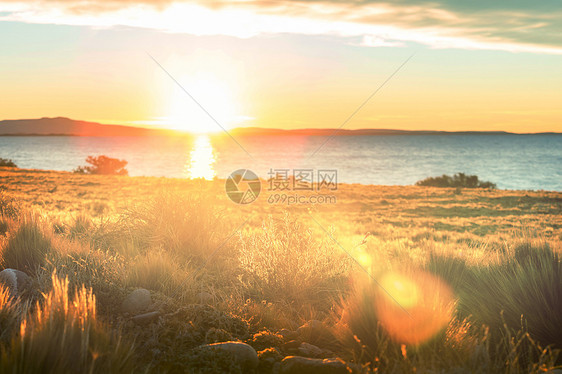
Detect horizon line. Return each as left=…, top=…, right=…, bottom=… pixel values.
left=1, top=116, right=561, bottom=136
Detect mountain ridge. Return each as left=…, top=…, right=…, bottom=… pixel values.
left=0, top=117, right=559, bottom=136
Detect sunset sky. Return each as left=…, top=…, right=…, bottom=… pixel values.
left=1, top=0, right=561, bottom=133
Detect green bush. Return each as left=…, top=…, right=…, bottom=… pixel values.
left=416, top=173, right=496, bottom=189
left=0, top=158, right=17, bottom=168
left=74, top=155, right=128, bottom=176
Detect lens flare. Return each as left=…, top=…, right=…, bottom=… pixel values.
left=357, top=248, right=373, bottom=269
left=375, top=270, right=454, bottom=345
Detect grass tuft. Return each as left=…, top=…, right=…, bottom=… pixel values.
left=0, top=271, right=135, bottom=373
left=1, top=216, right=52, bottom=274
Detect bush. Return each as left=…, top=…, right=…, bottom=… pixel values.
left=416, top=173, right=496, bottom=189
left=124, top=249, right=187, bottom=294
left=0, top=158, right=17, bottom=168
left=334, top=271, right=560, bottom=373
left=116, top=192, right=224, bottom=259
left=457, top=241, right=562, bottom=349
left=237, top=215, right=350, bottom=307
left=74, top=155, right=128, bottom=176
left=1, top=218, right=52, bottom=274
left=0, top=191, right=20, bottom=219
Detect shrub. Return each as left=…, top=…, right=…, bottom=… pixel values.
left=1, top=218, right=52, bottom=274
left=334, top=273, right=560, bottom=373
left=0, top=191, right=19, bottom=219
left=44, top=248, right=126, bottom=318
left=457, top=241, right=562, bottom=349
left=124, top=249, right=188, bottom=295
left=116, top=192, right=225, bottom=259
left=237, top=215, right=350, bottom=307
left=0, top=272, right=135, bottom=373
left=416, top=173, right=496, bottom=189
left=74, top=155, right=128, bottom=176
left=0, top=158, right=17, bottom=168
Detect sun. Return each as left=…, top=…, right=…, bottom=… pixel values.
left=166, top=73, right=237, bottom=134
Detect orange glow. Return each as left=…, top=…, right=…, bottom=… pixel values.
left=375, top=270, right=454, bottom=345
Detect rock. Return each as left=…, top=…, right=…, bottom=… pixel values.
left=280, top=356, right=351, bottom=374
left=258, top=347, right=283, bottom=373
left=0, top=268, right=31, bottom=296
left=132, top=311, right=160, bottom=325
left=121, top=288, right=152, bottom=314
left=198, top=341, right=258, bottom=370
left=298, top=342, right=324, bottom=358
left=281, top=339, right=302, bottom=355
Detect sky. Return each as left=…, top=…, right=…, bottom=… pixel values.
left=0, top=0, right=561, bottom=133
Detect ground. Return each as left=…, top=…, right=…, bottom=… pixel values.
left=0, top=166, right=561, bottom=373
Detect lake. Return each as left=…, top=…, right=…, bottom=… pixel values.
left=1, top=134, right=561, bottom=191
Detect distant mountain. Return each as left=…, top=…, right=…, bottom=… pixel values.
left=229, top=127, right=560, bottom=136
left=231, top=127, right=516, bottom=136
left=0, top=117, right=559, bottom=136
left=0, top=117, right=171, bottom=136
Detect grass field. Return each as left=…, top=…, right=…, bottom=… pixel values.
left=1, top=166, right=561, bottom=373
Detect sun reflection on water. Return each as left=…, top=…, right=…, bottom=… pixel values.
left=186, top=135, right=216, bottom=180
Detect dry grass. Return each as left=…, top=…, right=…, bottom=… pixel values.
left=0, top=272, right=134, bottom=374
left=237, top=214, right=350, bottom=307
left=0, top=167, right=561, bottom=372
left=0, top=214, right=53, bottom=274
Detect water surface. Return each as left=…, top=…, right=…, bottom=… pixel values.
left=0, top=134, right=560, bottom=190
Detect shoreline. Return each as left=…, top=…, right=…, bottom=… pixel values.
left=2, top=166, right=561, bottom=193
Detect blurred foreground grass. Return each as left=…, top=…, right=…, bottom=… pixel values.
left=0, top=167, right=561, bottom=373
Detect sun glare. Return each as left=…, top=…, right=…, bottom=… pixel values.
left=167, top=73, right=237, bottom=134
left=186, top=134, right=216, bottom=180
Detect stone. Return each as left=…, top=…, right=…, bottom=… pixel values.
left=121, top=288, right=152, bottom=314
left=198, top=341, right=259, bottom=370
left=298, top=342, right=324, bottom=358
left=281, top=339, right=302, bottom=355
left=132, top=311, right=160, bottom=325
left=280, top=356, right=351, bottom=374
left=258, top=347, right=283, bottom=373
left=0, top=268, right=32, bottom=296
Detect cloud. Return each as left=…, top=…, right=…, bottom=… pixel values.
left=1, top=0, right=561, bottom=54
